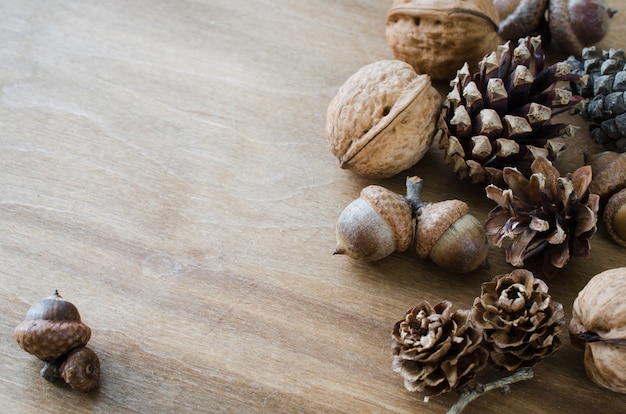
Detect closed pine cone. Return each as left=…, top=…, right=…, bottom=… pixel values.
left=570, top=47, right=626, bottom=152
left=439, top=36, right=585, bottom=184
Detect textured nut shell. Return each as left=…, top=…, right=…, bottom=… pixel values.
left=586, top=151, right=626, bottom=201
left=548, top=0, right=613, bottom=56
left=414, top=199, right=468, bottom=259
left=386, top=0, right=500, bottom=80
left=360, top=186, right=413, bottom=252
left=429, top=214, right=489, bottom=273
left=570, top=267, right=626, bottom=393
left=14, top=319, right=91, bottom=361
left=335, top=186, right=413, bottom=261
left=326, top=60, right=441, bottom=178
left=61, top=347, right=101, bottom=392
left=604, top=189, right=626, bottom=247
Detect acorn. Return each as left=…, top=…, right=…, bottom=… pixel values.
left=604, top=188, right=626, bottom=246
left=14, top=290, right=91, bottom=362
left=584, top=151, right=626, bottom=204
left=334, top=177, right=489, bottom=273
left=38, top=346, right=101, bottom=393
left=334, top=184, right=413, bottom=261
left=60, top=347, right=101, bottom=392
left=408, top=177, right=489, bottom=273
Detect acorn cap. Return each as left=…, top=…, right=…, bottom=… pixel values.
left=414, top=199, right=468, bottom=259
left=360, top=185, right=413, bottom=253
left=14, top=291, right=91, bottom=361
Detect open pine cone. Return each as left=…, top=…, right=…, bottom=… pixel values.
left=484, top=156, right=599, bottom=271
left=472, top=269, right=565, bottom=371
left=392, top=301, right=488, bottom=397
left=439, top=35, right=586, bottom=184
left=570, top=47, right=626, bottom=152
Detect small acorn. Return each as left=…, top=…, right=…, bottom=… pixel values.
left=60, top=347, right=101, bottom=392
left=334, top=184, right=413, bottom=261
left=15, top=290, right=101, bottom=392
left=584, top=151, right=626, bottom=204
left=548, top=0, right=617, bottom=56
left=584, top=151, right=626, bottom=246
left=408, top=177, right=489, bottom=273
left=14, top=290, right=91, bottom=362
left=604, top=188, right=626, bottom=246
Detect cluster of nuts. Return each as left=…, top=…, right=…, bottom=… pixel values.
left=495, top=0, right=617, bottom=55
left=325, top=4, right=626, bottom=407
left=334, top=176, right=489, bottom=273
left=14, top=290, right=101, bottom=393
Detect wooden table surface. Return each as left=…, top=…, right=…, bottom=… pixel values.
left=2, top=1, right=626, bottom=413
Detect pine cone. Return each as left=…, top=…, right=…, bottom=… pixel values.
left=570, top=47, right=626, bottom=152
left=392, top=301, right=488, bottom=397
left=472, top=269, right=565, bottom=371
left=439, top=36, right=585, bottom=184
left=484, top=156, right=599, bottom=271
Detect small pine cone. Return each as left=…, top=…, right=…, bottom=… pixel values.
left=439, top=36, right=585, bottom=184
left=570, top=47, right=626, bottom=152
left=484, top=156, right=599, bottom=271
left=472, top=269, right=565, bottom=371
left=392, top=301, right=488, bottom=397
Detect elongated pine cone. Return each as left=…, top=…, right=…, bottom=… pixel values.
left=439, top=36, right=585, bottom=184
left=570, top=47, right=626, bottom=152
left=392, top=301, right=488, bottom=397
left=472, top=269, right=565, bottom=371
left=484, top=156, right=599, bottom=271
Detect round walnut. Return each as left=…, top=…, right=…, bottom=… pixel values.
left=326, top=60, right=441, bottom=178
left=570, top=267, right=626, bottom=393
left=386, top=0, right=500, bottom=81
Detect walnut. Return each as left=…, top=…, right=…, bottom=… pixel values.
left=326, top=60, right=441, bottom=178
left=386, top=0, right=500, bottom=81
left=570, top=267, right=626, bottom=393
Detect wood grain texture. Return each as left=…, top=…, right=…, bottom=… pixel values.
left=1, top=0, right=625, bottom=413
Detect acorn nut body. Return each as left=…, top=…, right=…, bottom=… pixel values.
left=61, top=347, right=101, bottom=393
left=604, top=188, right=626, bottom=246
left=334, top=185, right=413, bottom=261
left=414, top=199, right=489, bottom=273
left=14, top=290, right=91, bottom=361
left=569, top=267, right=626, bottom=393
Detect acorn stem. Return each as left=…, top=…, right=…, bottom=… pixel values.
left=40, top=358, right=64, bottom=383
left=446, top=368, right=534, bottom=414
left=405, top=176, right=425, bottom=212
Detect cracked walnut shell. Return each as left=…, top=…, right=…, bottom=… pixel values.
left=326, top=60, right=441, bottom=178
